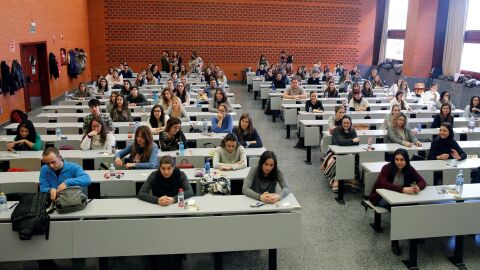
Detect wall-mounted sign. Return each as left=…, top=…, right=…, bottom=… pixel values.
left=30, top=22, right=36, bottom=33
left=9, top=40, right=15, bottom=52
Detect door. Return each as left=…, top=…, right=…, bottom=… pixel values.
left=20, top=42, right=51, bottom=112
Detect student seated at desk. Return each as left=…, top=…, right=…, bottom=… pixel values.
left=166, top=79, right=175, bottom=94
left=120, top=80, right=132, bottom=96
left=211, top=103, right=233, bottom=133
left=348, top=88, right=370, bottom=111
left=243, top=150, right=290, bottom=203
left=389, top=91, right=411, bottom=111
left=106, top=91, right=119, bottom=113
left=273, top=73, right=287, bottom=89
left=380, top=104, right=401, bottom=130
left=159, top=88, right=174, bottom=110
left=126, top=86, right=148, bottom=106
left=94, top=77, right=109, bottom=95
left=175, top=82, right=190, bottom=106
left=264, top=68, right=275, bottom=81
left=324, top=80, right=339, bottom=98
left=83, top=99, right=114, bottom=134
left=464, top=96, right=480, bottom=118
left=110, top=95, right=132, bottom=122
left=371, top=74, right=383, bottom=88
left=361, top=80, right=374, bottom=97
left=330, top=115, right=360, bottom=191
left=71, top=82, right=92, bottom=100
left=158, top=117, right=187, bottom=151
left=167, top=98, right=190, bottom=122
left=107, top=69, right=123, bottom=89
left=305, top=91, right=324, bottom=112
left=428, top=122, right=466, bottom=161
left=307, top=69, right=321, bottom=85
left=369, top=148, right=426, bottom=256
left=327, top=105, right=345, bottom=134
left=145, top=71, right=157, bottom=85
left=256, top=65, right=267, bottom=76
left=40, top=147, right=91, bottom=201
left=209, top=88, right=232, bottom=112
left=436, top=91, right=456, bottom=110
left=422, top=83, right=440, bottom=103
left=138, top=156, right=193, bottom=206
left=148, top=105, right=169, bottom=135
left=114, top=126, right=159, bottom=169
left=80, top=116, right=116, bottom=151
left=233, top=113, right=263, bottom=148
left=7, top=120, right=42, bottom=151
left=216, top=70, right=228, bottom=87
left=431, top=103, right=453, bottom=128
left=386, top=113, right=421, bottom=147
left=283, top=77, right=306, bottom=100
left=213, top=133, right=247, bottom=171
left=203, top=78, right=217, bottom=98
left=134, top=73, right=145, bottom=88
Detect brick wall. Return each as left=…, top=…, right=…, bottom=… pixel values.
left=90, top=0, right=377, bottom=80
left=0, top=0, right=91, bottom=123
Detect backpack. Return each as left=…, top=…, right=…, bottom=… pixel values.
left=11, top=192, right=53, bottom=240
left=54, top=186, right=88, bottom=214
left=200, top=175, right=231, bottom=195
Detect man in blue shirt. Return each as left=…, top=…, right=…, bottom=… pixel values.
left=39, top=147, right=91, bottom=201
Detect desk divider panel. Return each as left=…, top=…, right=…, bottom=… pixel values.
left=304, top=127, right=320, bottom=147
left=391, top=202, right=480, bottom=240
left=336, top=154, right=355, bottom=180
left=72, top=213, right=301, bottom=258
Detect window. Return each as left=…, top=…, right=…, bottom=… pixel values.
left=385, top=0, right=409, bottom=61
left=461, top=0, right=480, bottom=72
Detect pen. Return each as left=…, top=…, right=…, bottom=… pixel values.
left=9, top=202, right=18, bottom=209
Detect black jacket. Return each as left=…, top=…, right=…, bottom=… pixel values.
left=1, top=61, right=15, bottom=95
left=49, top=53, right=59, bottom=79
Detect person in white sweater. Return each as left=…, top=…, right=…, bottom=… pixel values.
left=80, top=116, right=116, bottom=150
left=213, top=133, right=247, bottom=171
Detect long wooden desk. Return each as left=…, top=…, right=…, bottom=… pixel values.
left=377, top=185, right=480, bottom=269
left=0, top=195, right=302, bottom=270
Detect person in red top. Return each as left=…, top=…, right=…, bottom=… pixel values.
left=369, top=148, right=427, bottom=256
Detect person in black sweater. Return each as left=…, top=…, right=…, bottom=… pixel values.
left=428, top=122, right=466, bottom=161
left=138, top=156, right=193, bottom=206
left=305, top=91, right=324, bottom=112
left=332, top=115, right=359, bottom=146
left=431, top=103, right=454, bottom=128
left=233, top=113, right=263, bottom=148
left=158, top=117, right=187, bottom=151
left=272, top=73, right=287, bottom=89
left=126, top=86, right=149, bottom=106
left=307, top=70, right=321, bottom=85
left=324, top=81, right=339, bottom=98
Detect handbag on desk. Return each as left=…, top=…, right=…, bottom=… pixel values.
left=200, top=175, right=231, bottom=195
left=176, top=158, right=194, bottom=169
left=55, top=186, right=88, bottom=214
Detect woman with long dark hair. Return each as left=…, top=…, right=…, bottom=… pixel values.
left=233, top=113, right=263, bottom=148
left=110, top=95, right=132, bottom=122
left=464, top=96, right=480, bottom=118
left=431, top=103, right=453, bottom=128
left=7, top=120, right=42, bottom=151
left=80, top=116, right=116, bottom=150
left=243, top=150, right=290, bottom=203
left=114, top=125, right=158, bottom=169
left=428, top=122, right=466, bottom=161
left=147, top=105, right=169, bottom=134
left=209, top=88, right=232, bottom=112
left=213, top=133, right=247, bottom=171
left=158, top=117, right=187, bottom=151
left=436, top=90, right=456, bottom=110
left=369, top=148, right=427, bottom=256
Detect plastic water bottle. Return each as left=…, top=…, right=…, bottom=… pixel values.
left=55, top=127, right=62, bottom=139
left=65, top=91, right=69, bottom=101
left=0, top=192, right=7, bottom=212
left=179, top=142, right=185, bottom=156
left=455, top=170, right=464, bottom=195
left=202, top=118, right=208, bottom=135
left=153, top=91, right=159, bottom=103
left=367, top=136, right=373, bottom=149
left=417, top=123, right=422, bottom=132
left=178, top=188, right=185, bottom=208
left=271, top=83, right=276, bottom=93
left=109, top=163, right=116, bottom=177
left=468, top=116, right=475, bottom=132
left=309, top=106, right=312, bottom=113
left=204, top=159, right=211, bottom=175
left=133, top=121, right=140, bottom=134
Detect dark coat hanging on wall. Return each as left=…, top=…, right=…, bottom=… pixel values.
left=1, top=61, right=15, bottom=95
left=49, top=53, right=59, bottom=79
left=11, top=60, right=25, bottom=91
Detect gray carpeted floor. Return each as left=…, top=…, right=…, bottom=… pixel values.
left=1, top=83, right=479, bottom=270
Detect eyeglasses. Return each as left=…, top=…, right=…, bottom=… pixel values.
left=218, top=109, right=226, bottom=113
left=153, top=110, right=161, bottom=112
